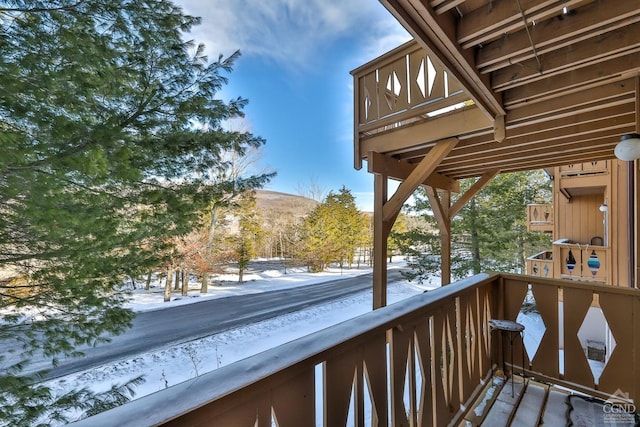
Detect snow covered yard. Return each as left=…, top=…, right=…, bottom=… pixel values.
left=41, top=260, right=439, bottom=424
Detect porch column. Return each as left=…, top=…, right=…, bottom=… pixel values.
left=373, top=173, right=390, bottom=309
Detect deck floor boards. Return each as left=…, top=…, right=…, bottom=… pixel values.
left=541, top=388, right=570, bottom=427
left=480, top=377, right=525, bottom=427
left=510, top=381, right=548, bottom=427
left=466, top=377, right=578, bottom=427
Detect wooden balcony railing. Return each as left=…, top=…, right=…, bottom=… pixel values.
left=556, top=242, right=609, bottom=283
left=526, top=250, right=554, bottom=278
left=526, top=204, right=553, bottom=233
left=351, top=40, right=473, bottom=169
left=71, top=273, right=640, bottom=426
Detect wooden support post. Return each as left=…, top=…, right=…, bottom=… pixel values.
left=373, top=173, right=389, bottom=309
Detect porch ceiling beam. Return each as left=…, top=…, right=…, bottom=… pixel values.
left=438, top=148, right=616, bottom=178
left=449, top=169, right=500, bottom=218
left=380, top=0, right=505, bottom=121
left=430, top=0, right=464, bottom=15
left=448, top=118, right=634, bottom=164
left=506, top=81, right=636, bottom=125
left=503, top=52, right=640, bottom=107
left=492, top=22, right=640, bottom=91
left=382, top=138, right=458, bottom=223
left=394, top=103, right=635, bottom=162
left=360, top=107, right=490, bottom=155
left=457, top=0, right=582, bottom=49
left=477, top=1, right=640, bottom=71
left=445, top=133, right=627, bottom=170
left=458, top=105, right=635, bottom=153
left=367, top=151, right=460, bottom=193
left=437, top=136, right=621, bottom=174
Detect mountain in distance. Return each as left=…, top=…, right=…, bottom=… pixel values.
left=254, top=189, right=318, bottom=219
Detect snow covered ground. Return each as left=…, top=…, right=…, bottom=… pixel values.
left=32, top=260, right=605, bottom=424
left=42, top=260, right=439, bottom=424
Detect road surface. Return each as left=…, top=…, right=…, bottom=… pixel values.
left=27, top=269, right=406, bottom=379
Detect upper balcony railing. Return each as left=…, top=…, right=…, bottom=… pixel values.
left=71, top=273, right=640, bottom=426
left=351, top=40, right=473, bottom=166
left=526, top=204, right=553, bottom=233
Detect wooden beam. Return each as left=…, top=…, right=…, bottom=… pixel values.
left=396, top=103, right=634, bottom=164
left=457, top=0, right=583, bottom=49
left=367, top=151, right=460, bottom=192
left=360, top=107, right=490, bottom=155
left=494, top=114, right=505, bottom=142
left=477, top=1, right=640, bottom=70
left=506, top=80, right=636, bottom=125
left=491, top=22, right=640, bottom=91
left=382, top=138, right=458, bottom=222
left=380, top=0, right=505, bottom=119
left=458, top=105, right=635, bottom=154
left=449, top=170, right=500, bottom=218
left=431, top=0, right=464, bottom=15
left=503, top=52, right=640, bottom=107
left=373, top=174, right=388, bottom=309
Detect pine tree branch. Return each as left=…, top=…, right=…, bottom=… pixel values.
left=0, top=1, right=87, bottom=13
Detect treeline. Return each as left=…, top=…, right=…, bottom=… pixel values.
left=162, top=186, right=376, bottom=298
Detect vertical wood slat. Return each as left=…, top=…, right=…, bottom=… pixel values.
left=325, top=349, right=359, bottom=427
left=558, top=287, right=594, bottom=387
left=445, top=303, right=462, bottom=420
left=271, top=369, right=315, bottom=427
left=363, top=333, right=389, bottom=427
left=598, top=291, right=634, bottom=397
left=529, top=283, right=559, bottom=377
left=390, top=323, right=411, bottom=427
left=431, top=307, right=448, bottom=426
left=501, top=279, right=528, bottom=374
left=415, top=318, right=433, bottom=427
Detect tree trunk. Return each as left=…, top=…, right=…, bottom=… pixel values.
left=164, top=267, right=174, bottom=302
left=145, top=271, right=152, bottom=290
left=181, top=269, right=188, bottom=296
left=201, top=272, right=209, bottom=294
left=173, top=269, right=180, bottom=291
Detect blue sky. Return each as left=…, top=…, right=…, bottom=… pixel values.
left=175, top=0, right=410, bottom=210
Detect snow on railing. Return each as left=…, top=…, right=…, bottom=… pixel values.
left=70, top=273, right=640, bottom=426
left=70, top=273, right=496, bottom=427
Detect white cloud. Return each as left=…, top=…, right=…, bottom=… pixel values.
left=175, top=0, right=410, bottom=69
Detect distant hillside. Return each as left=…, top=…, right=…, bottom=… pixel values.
left=255, top=189, right=318, bottom=219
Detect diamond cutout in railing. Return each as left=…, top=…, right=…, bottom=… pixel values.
left=464, top=303, right=477, bottom=378
left=364, top=95, right=371, bottom=121
left=577, top=298, right=616, bottom=384
left=416, top=58, right=426, bottom=98
left=403, top=344, right=411, bottom=419
left=516, top=284, right=546, bottom=362
left=346, top=371, right=356, bottom=426
left=270, top=407, right=279, bottom=427
left=414, top=340, right=424, bottom=416
left=533, top=207, right=539, bottom=221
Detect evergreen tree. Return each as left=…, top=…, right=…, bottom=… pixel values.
left=0, top=1, right=271, bottom=422
left=388, top=213, right=408, bottom=262
left=399, top=171, right=551, bottom=283
left=229, top=191, right=262, bottom=282
left=299, top=187, right=366, bottom=271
